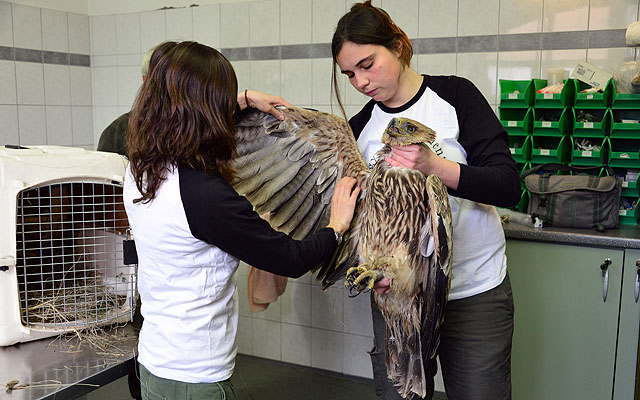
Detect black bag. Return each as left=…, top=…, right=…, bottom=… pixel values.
left=521, top=163, right=622, bottom=231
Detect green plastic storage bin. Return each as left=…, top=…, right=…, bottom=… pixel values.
left=613, top=168, right=640, bottom=197
left=499, top=107, right=532, bottom=135
left=573, top=79, right=611, bottom=109
left=531, top=135, right=570, bottom=164
left=532, top=108, right=572, bottom=136
left=499, top=80, right=534, bottom=108
left=570, top=136, right=607, bottom=166
left=608, top=137, right=640, bottom=168
left=509, top=135, right=532, bottom=163
left=573, top=109, right=610, bottom=138
left=618, top=196, right=639, bottom=225
left=534, top=78, right=576, bottom=108
left=611, top=79, right=640, bottom=110
left=610, top=110, right=640, bottom=138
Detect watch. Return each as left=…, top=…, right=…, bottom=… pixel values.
left=333, top=229, right=343, bottom=245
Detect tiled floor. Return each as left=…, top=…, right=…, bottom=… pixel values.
left=86, top=354, right=447, bottom=399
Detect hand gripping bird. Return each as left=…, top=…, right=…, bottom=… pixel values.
left=232, top=106, right=452, bottom=399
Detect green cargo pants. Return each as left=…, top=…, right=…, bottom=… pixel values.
left=139, top=364, right=236, bottom=400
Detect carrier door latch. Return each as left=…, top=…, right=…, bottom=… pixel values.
left=123, top=230, right=138, bottom=265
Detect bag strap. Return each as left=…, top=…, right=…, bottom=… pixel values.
left=520, top=163, right=615, bottom=180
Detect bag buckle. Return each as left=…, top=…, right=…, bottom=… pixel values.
left=538, top=195, right=547, bottom=208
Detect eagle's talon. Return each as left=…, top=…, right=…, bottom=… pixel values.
left=345, top=267, right=383, bottom=293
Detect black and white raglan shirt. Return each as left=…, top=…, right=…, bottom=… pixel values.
left=350, top=75, right=520, bottom=300
left=123, top=163, right=337, bottom=384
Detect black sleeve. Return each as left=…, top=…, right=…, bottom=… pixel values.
left=178, top=165, right=337, bottom=278
left=348, top=100, right=376, bottom=140
left=97, top=112, right=129, bottom=156
left=438, top=77, right=521, bottom=207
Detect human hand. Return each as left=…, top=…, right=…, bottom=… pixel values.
left=327, top=177, right=361, bottom=234
left=241, top=90, right=292, bottom=120
left=385, top=144, right=435, bottom=175
left=373, top=277, right=391, bottom=294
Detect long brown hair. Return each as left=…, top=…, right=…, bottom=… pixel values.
left=331, top=0, right=413, bottom=118
left=127, top=41, right=238, bottom=203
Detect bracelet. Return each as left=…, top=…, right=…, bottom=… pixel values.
left=244, top=89, right=250, bottom=108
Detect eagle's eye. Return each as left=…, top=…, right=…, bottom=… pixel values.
left=407, top=125, right=415, bottom=133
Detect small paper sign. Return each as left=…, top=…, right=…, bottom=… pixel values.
left=581, top=151, right=592, bottom=157
left=540, top=149, right=550, bottom=155
left=587, top=94, right=594, bottom=99
left=508, top=93, right=518, bottom=99
left=620, top=210, right=628, bottom=216
left=510, top=148, right=515, bottom=154
left=583, top=122, right=594, bottom=128
left=542, top=121, right=552, bottom=127
left=623, top=181, right=629, bottom=188
left=544, top=93, right=554, bottom=99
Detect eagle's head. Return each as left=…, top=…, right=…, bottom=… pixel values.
left=381, top=117, right=437, bottom=147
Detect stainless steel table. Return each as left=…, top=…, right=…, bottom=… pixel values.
left=0, top=325, right=137, bottom=399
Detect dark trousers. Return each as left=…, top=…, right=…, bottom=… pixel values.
left=369, top=274, right=514, bottom=400
left=129, top=298, right=144, bottom=400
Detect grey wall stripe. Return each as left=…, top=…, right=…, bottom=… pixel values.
left=0, top=29, right=628, bottom=66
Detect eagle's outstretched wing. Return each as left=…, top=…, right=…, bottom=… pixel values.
left=232, top=106, right=368, bottom=285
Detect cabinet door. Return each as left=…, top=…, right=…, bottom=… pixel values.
left=614, top=249, right=640, bottom=399
left=506, top=240, right=623, bottom=400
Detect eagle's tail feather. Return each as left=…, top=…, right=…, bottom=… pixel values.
left=384, top=315, right=426, bottom=399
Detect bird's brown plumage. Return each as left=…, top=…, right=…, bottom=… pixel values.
left=232, top=106, right=452, bottom=399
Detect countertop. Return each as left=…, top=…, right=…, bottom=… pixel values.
left=0, top=324, right=137, bottom=399
left=503, top=222, right=640, bottom=250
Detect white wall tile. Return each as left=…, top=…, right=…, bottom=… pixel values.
left=250, top=0, right=279, bottom=47
left=237, top=315, right=253, bottom=355
left=418, top=0, right=458, bottom=38
left=232, top=60, right=251, bottom=94
left=221, top=3, right=249, bottom=48
left=250, top=60, right=281, bottom=96
left=342, top=291, right=373, bottom=336
left=312, top=58, right=344, bottom=106
left=540, top=49, right=587, bottom=81
left=93, top=106, right=120, bottom=145
left=252, top=295, right=282, bottom=322
left=92, top=66, right=118, bottom=107
left=71, top=106, right=93, bottom=146
left=237, top=261, right=250, bottom=277
left=44, top=64, right=70, bottom=106
left=312, top=0, right=345, bottom=44
left=117, top=65, right=142, bottom=107
left=281, top=59, right=312, bottom=105
left=0, top=60, right=17, bottom=104
left=497, top=51, right=541, bottom=81
left=342, top=333, right=374, bottom=378
left=41, top=9, right=68, bottom=53
left=311, top=328, right=342, bottom=372
left=92, top=55, right=117, bottom=67
left=236, top=273, right=251, bottom=317
left=282, top=281, right=311, bottom=325
left=17, top=105, right=46, bottom=145
left=68, top=13, right=90, bottom=54
left=193, top=4, right=220, bottom=48
left=0, top=105, right=19, bottom=145
left=15, top=62, right=44, bottom=105
left=587, top=48, right=636, bottom=75
left=311, top=285, right=344, bottom=331
left=166, top=7, right=193, bottom=42
left=45, top=105, right=72, bottom=145
left=381, top=0, right=419, bottom=39
left=0, top=2, right=13, bottom=47
left=281, top=323, right=312, bottom=366
left=417, top=53, right=457, bottom=76
left=91, top=15, right=116, bottom=55
left=499, top=0, right=543, bottom=34
left=281, top=0, right=311, bottom=45
left=458, top=0, right=499, bottom=36
left=140, top=10, right=166, bottom=54
left=589, top=0, right=639, bottom=30
left=12, top=4, right=41, bottom=50
left=116, top=13, right=141, bottom=55
left=118, top=53, right=142, bottom=67
left=252, top=318, right=281, bottom=360
left=457, top=52, right=498, bottom=105
left=542, top=0, right=588, bottom=32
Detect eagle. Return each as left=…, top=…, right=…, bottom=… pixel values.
left=232, top=106, right=452, bottom=399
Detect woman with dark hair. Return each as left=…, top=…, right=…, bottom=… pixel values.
left=124, top=41, right=360, bottom=400
left=331, top=2, right=520, bottom=399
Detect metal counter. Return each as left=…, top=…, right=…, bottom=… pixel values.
left=503, top=222, right=640, bottom=249
left=0, top=325, right=137, bottom=399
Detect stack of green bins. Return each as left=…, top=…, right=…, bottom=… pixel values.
left=570, top=80, right=611, bottom=167
left=530, top=79, right=575, bottom=166
left=608, top=79, right=640, bottom=225
left=499, top=79, right=534, bottom=212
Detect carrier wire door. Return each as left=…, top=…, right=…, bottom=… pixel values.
left=0, top=145, right=137, bottom=346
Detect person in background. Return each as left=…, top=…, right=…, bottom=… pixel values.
left=331, top=2, right=521, bottom=399
left=124, top=40, right=360, bottom=400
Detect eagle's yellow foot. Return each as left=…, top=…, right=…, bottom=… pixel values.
left=345, top=266, right=383, bottom=293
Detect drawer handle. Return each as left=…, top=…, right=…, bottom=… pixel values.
left=601, top=258, right=611, bottom=302
left=635, top=260, right=640, bottom=303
